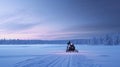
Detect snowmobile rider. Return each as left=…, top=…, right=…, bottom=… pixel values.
left=69, top=43, right=75, bottom=51
left=66, top=41, right=76, bottom=52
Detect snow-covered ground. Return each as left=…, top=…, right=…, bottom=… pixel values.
left=0, top=44, right=120, bottom=67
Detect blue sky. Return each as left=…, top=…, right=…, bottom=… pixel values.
left=0, top=0, right=120, bottom=40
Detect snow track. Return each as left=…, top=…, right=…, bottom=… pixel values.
left=15, top=53, right=100, bottom=67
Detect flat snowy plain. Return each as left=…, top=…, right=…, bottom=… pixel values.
left=0, top=44, right=120, bottom=67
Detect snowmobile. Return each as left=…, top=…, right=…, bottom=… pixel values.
left=66, top=43, right=78, bottom=53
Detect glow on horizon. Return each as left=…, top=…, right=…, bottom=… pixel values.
left=0, top=31, right=98, bottom=40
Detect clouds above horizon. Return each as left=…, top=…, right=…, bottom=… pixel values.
left=0, top=0, right=120, bottom=40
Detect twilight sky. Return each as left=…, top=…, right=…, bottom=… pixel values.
left=0, top=0, right=120, bottom=40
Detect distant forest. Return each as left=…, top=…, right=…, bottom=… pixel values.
left=0, top=33, right=120, bottom=45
